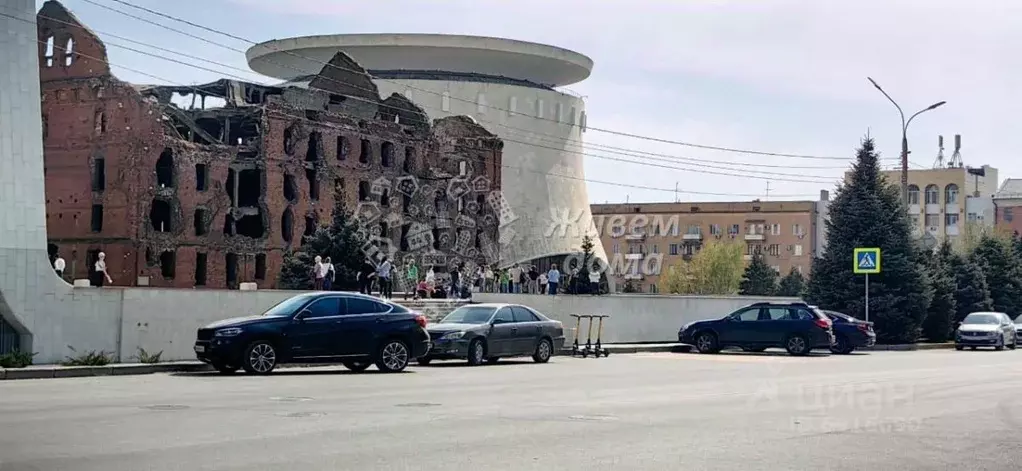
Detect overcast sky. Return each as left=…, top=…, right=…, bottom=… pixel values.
left=38, top=0, right=1022, bottom=203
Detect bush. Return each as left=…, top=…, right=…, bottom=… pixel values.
left=133, top=347, right=163, bottom=364
left=0, top=350, right=37, bottom=368
left=61, top=346, right=113, bottom=366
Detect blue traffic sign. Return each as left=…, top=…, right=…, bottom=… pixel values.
left=853, top=248, right=881, bottom=274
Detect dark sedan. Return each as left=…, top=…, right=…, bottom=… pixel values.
left=419, top=303, right=565, bottom=366
left=194, top=292, right=430, bottom=374
left=823, top=310, right=876, bottom=354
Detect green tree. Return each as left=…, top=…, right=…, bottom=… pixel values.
left=921, top=243, right=956, bottom=342
left=569, top=234, right=601, bottom=295
left=805, top=138, right=932, bottom=344
left=739, top=253, right=777, bottom=295
left=970, top=233, right=1022, bottom=319
left=660, top=239, right=744, bottom=295
left=277, top=197, right=368, bottom=290
left=941, top=244, right=992, bottom=324
left=776, top=268, right=806, bottom=297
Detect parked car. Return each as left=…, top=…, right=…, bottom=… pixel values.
left=955, top=312, right=1017, bottom=351
left=193, top=292, right=430, bottom=374
left=1016, top=320, right=1022, bottom=338
left=418, top=303, right=565, bottom=366
left=678, top=302, right=835, bottom=356
left=822, top=310, right=876, bottom=354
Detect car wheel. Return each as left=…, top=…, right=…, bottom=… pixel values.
left=532, top=339, right=553, bottom=363
left=416, top=358, right=433, bottom=366
left=955, top=345, right=964, bottom=351
left=694, top=332, right=719, bottom=354
left=785, top=335, right=809, bottom=356
left=486, top=357, right=501, bottom=364
left=467, top=339, right=486, bottom=366
left=375, top=339, right=410, bottom=373
left=212, top=361, right=238, bottom=375
left=342, top=360, right=372, bottom=372
left=830, top=336, right=853, bottom=355
left=242, top=341, right=277, bottom=375
left=995, top=336, right=1005, bottom=351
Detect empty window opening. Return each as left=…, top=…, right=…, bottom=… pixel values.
left=358, top=181, right=370, bottom=201
left=235, top=214, right=265, bottom=238
left=403, top=147, right=415, bottom=172
left=150, top=199, right=172, bottom=232
left=194, top=253, right=207, bottom=286
left=42, top=114, right=48, bottom=140
left=306, top=131, right=321, bottom=162
left=381, top=142, right=395, bottom=167
left=90, top=204, right=103, bottom=232
left=236, top=169, right=260, bottom=207
left=159, top=251, right=176, bottom=279
left=190, top=164, right=206, bottom=191
left=305, top=110, right=321, bottom=121
left=92, top=158, right=106, bottom=191
left=226, top=253, right=238, bottom=286
left=305, top=169, right=319, bottom=201
left=304, top=215, right=317, bottom=237
left=334, top=178, right=344, bottom=196
left=400, top=224, right=411, bottom=251
left=226, top=169, right=235, bottom=206
left=283, top=174, right=297, bottom=202
left=328, top=94, right=346, bottom=105
left=156, top=148, right=174, bottom=187
left=281, top=207, right=294, bottom=243
left=63, top=37, right=74, bottom=65
left=44, top=35, right=55, bottom=67
left=193, top=208, right=207, bottom=236
left=283, top=124, right=297, bottom=155
left=255, top=254, right=266, bottom=280
left=223, top=214, right=235, bottom=236
left=337, top=136, right=349, bottom=160
left=194, top=118, right=222, bottom=143
left=381, top=189, right=390, bottom=207
left=227, top=117, right=259, bottom=146
left=94, top=110, right=106, bottom=135
left=359, top=139, right=371, bottom=164
left=441, top=92, right=451, bottom=112
left=145, top=247, right=156, bottom=266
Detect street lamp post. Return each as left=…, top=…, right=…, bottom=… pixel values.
left=866, top=77, right=946, bottom=207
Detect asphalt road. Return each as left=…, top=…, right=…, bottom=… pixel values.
left=1, top=349, right=1021, bottom=471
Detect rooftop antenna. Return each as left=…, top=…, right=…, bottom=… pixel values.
left=948, top=134, right=964, bottom=168
left=674, top=182, right=679, bottom=203
left=932, top=135, right=945, bottom=168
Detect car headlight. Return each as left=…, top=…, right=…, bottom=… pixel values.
left=215, top=327, right=243, bottom=337
left=441, top=331, right=465, bottom=340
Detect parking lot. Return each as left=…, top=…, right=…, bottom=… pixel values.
left=1, top=349, right=1021, bottom=470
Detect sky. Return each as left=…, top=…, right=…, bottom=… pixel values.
left=32, top=0, right=1022, bottom=203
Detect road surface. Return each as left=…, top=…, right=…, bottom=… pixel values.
left=1, top=349, right=1021, bottom=470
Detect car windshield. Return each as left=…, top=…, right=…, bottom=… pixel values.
left=963, top=314, right=1000, bottom=325
left=261, top=295, right=314, bottom=317
left=440, top=306, right=495, bottom=324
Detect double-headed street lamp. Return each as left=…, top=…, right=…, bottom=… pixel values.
left=867, top=77, right=946, bottom=207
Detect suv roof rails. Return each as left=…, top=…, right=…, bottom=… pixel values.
left=749, top=301, right=810, bottom=307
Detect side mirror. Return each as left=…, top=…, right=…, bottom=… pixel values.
left=295, top=310, right=311, bottom=322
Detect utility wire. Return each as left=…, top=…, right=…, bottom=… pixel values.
left=86, top=0, right=856, bottom=161
left=6, top=22, right=823, bottom=199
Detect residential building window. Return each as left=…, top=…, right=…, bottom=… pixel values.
left=909, top=214, right=921, bottom=227
left=728, top=224, right=740, bottom=235
left=612, top=225, right=625, bottom=237
left=770, top=223, right=781, bottom=235
left=967, top=212, right=978, bottom=222
left=746, top=224, right=764, bottom=235
left=652, top=244, right=659, bottom=254
left=945, top=213, right=959, bottom=226
left=709, top=224, right=722, bottom=236
left=767, top=244, right=780, bottom=256
left=1004, top=207, right=1014, bottom=222
left=794, top=244, right=803, bottom=257
left=908, top=185, right=920, bottom=205
left=631, top=225, right=646, bottom=235
left=945, top=184, right=959, bottom=204
left=925, top=214, right=940, bottom=228
left=685, top=225, right=700, bottom=235
left=792, top=223, right=803, bottom=236
left=650, top=284, right=659, bottom=294
left=613, top=243, right=619, bottom=253
left=671, top=224, right=680, bottom=236
left=195, top=163, right=207, bottom=191
left=924, top=184, right=940, bottom=204
left=441, top=92, right=451, bottom=112
left=669, top=243, right=679, bottom=255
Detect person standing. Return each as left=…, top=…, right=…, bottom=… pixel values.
left=450, top=264, right=461, bottom=297
left=322, top=257, right=335, bottom=291
left=528, top=265, right=539, bottom=294
left=508, top=264, right=521, bottom=293
left=499, top=268, right=509, bottom=293
left=483, top=265, right=494, bottom=292
left=378, top=256, right=393, bottom=299
left=404, top=260, right=420, bottom=300
left=546, top=264, right=561, bottom=295
left=588, top=269, right=601, bottom=295
left=313, top=256, right=325, bottom=290
left=538, top=271, right=548, bottom=296
left=53, top=253, right=66, bottom=280
left=358, top=259, right=376, bottom=294
left=91, top=252, right=113, bottom=287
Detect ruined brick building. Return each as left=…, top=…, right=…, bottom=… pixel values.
left=37, top=1, right=503, bottom=289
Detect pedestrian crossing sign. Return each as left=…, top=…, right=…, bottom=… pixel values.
left=853, top=248, right=881, bottom=274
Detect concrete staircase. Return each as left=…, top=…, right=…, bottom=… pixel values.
left=392, top=297, right=471, bottom=322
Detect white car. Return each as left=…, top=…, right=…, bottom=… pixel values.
left=955, top=312, right=1017, bottom=351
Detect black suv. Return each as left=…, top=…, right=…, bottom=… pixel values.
left=678, top=302, right=835, bottom=356
left=193, top=292, right=430, bottom=374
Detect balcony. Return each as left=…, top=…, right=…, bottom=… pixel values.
left=624, top=233, right=646, bottom=241
left=945, top=203, right=960, bottom=215
left=925, top=204, right=941, bottom=215
left=946, top=224, right=960, bottom=236
left=682, top=232, right=702, bottom=241
left=625, top=253, right=645, bottom=260
left=623, top=273, right=644, bottom=280
left=908, top=204, right=921, bottom=214
left=744, top=233, right=765, bottom=241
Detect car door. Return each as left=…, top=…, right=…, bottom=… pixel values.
left=718, top=307, right=762, bottom=346
left=510, top=306, right=542, bottom=354
left=284, top=296, right=342, bottom=359
left=488, top=307, right=517, bottom=356
left=336, top=296, right=392, bottom=356
left=1001, top=314, right=1015, bottom=344
left=760, top=306, right=798, bottom=345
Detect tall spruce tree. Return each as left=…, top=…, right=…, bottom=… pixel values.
left=277, top=196, right=367, bottom=290
left=739, top=254, right=777, bottom=295
left=921, top=243, right=956, bottom=342
left=776, top=268, right=806, bottom=297
left=970, top=234, right=1022, bottom=319
left=805, top=138, right=932, bottom=344
left=941, top=244, right=992, bottom=324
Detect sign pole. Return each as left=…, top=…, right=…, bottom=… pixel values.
left=864, top=273, right=870, bottom=323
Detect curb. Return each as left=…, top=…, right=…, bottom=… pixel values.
left=0, top=362, right=211, bottom=381
left=560, top=344, right=692, bottom=355
left=862, top=343, right=955, bottom=351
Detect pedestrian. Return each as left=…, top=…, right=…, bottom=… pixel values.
left=528, top=265, right=539, bottom=294
left=538, top=271, right=548, bottom=296
left=483, top=265, right=494, bottom=292
left=499, top=268, right=509, bottom=293
left=450, top=264, right=462, bottom=297
left=53, top=253, right=65, bottom=280
left=404, top=259, right=419, bottom=300
left=322, top=256, right=335, bottom=291
left=508, top=264, right=521, bottom=293
left=378, top=256, right=393, bottom=299
left=91, top=251, right=112, bottom=287
left=546, top=264, right=560, bottom=295
left=313, top=256, right=325, bottom=290
left=358, top=259, right=376, bottom=294
left=588, top=268, right=601, bottom=295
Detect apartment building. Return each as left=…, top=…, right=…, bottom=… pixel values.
left=591, top=191, right=829, bottom=293
left=876, top=165, right=998, bottom=247
left=993, top=178, right=1022, bottom=235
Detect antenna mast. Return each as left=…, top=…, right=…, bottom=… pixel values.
left=932, top=135, right=945, bottom=168
left=948, top=134, right=964, bottom=168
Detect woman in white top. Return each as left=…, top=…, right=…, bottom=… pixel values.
left=425, top=266, right=436, bottom=291
left=92, top=252, right=112, bottom=287
left=313, top=256, right=325, bottom=290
